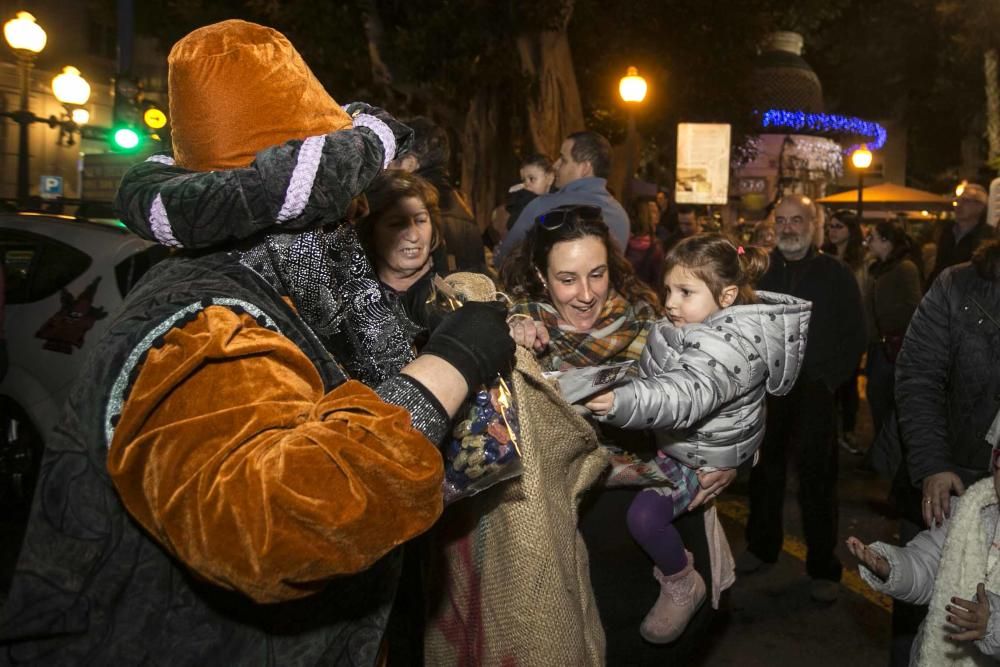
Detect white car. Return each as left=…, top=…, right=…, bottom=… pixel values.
left=0, top=212, right=164, bottom=506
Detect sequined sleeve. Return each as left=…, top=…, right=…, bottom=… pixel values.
left=106, top=305, right=444, bottom=604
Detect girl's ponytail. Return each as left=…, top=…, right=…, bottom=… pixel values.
left=737, top=244, right=770, bottom=286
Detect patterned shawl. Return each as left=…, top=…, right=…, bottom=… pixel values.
left=510, top=292, right=657, bottom=371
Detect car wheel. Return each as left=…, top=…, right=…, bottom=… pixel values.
left=0, top=402, right=43, bottom=510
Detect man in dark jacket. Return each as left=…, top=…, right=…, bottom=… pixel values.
left=737, top=194, right=867, bottom=603
left=394, top=117, right=487, bottom=273
left=926, top=182, right=994, bottom=288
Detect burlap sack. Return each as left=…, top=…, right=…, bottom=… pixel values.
left=424, top=273, right=609, bottom=666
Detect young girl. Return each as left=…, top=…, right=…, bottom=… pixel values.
left=586, top=234, right=811, bottom=643
left=847, top=442, right=1000, bottom=665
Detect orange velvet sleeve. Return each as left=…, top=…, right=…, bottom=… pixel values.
left=106, top=305, right=444, bottom=603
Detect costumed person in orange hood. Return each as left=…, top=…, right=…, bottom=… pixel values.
left=0, top=19, right=513, bottom=665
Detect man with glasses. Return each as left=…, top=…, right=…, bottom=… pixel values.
left=927, top=183, right=994, bottom=287
left=736, top=193, right=867, bottom=603
left=495, top=131, right=629, bottom=264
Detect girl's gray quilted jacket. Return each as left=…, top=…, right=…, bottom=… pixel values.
left=600, top=290, right=811, bottom=468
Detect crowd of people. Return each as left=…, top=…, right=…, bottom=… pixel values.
left=3, top=16, right=1000, bottom=667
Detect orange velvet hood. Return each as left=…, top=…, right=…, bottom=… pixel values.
left=168, top=19, right=353, bottom=172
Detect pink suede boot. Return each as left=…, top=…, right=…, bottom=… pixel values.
left=639, top=551, right=707, bottom=644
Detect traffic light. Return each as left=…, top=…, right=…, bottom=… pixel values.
left=111, top=127, right=141, bottom=150
left=140, top=99, right=168, bottom=144
left=110, top=75, right=143, bottom=152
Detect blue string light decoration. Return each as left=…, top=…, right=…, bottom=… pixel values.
left=759, top=108, right=887, bottom=152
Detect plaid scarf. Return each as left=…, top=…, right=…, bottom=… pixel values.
left=511, top=292, right=656, bottom=371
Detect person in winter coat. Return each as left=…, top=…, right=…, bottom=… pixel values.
left=0, top=20, right=515, bottom=665
left=821, top=209, right=868, bottom=454
left=889, top=239, right=1000, bottom=665
left=927, top=183, right=994, bottom=288
left=898, top=238, right=1000, bottom=527
left=865, top=220, right=923, bottom=438
left=847, top=437, right=1000, bottom=666
left=586, top=234, right=811, bottom=643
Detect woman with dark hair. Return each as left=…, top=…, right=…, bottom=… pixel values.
left=356, top=169, right=444, bottom=333
left=822, top=209, right=868, bottom=454
left=500, top=204, right=660, bottom=369
left=865, top=220, right=922, bottom=437
left=822, top=209, right=867, bottom=273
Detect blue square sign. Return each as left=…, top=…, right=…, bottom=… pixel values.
left=40, top=175, right=63, bottom=199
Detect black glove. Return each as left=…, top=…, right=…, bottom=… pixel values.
left=420, top=301, right=515, bottom=389
left=343, top=102, right=414, bottom=160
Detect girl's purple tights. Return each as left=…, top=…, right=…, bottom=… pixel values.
left=626, top=489, right=688, bottom=575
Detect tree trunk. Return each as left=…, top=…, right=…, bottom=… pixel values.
left=461, top=88, right=502, bottom=235
left=359, top=0, right=393, bottom=88
left=515, top=30, right=585, bottom=158
left=985, top=49, right=1000, bottom=166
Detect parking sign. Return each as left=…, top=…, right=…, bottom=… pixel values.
left=40, top=175, right=64, bottom=200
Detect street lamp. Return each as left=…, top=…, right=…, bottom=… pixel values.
left=51, top=66, right=91, bottom=146
left=3, top=11, right=46, bottom=208
left=2, top=13, right=91, bottom=206
left=619, top=66, right=648, bottom=204
left=851, top=144, right=873, bottom=223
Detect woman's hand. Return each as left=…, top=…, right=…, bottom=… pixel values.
left=947, top=583, right=991, bottom=642
left=922, top=471, right=966, bottom=527
left=845, top=536, right=891, bottom=581
left=508, top=316, right=550, bottom=353
left=688, top=467, right=737, bottom=509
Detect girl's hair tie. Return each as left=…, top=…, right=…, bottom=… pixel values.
left=737, top=245, right=746, bottom=256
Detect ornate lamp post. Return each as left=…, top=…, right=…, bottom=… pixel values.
left=851, top=144, right=873, bottom=223
left=3, top=11, right=46, bottom=207
left=619, top=66, right=647, bottom=205
left=2, top=12, right=91, bottom=206
left=51, top=65, right=91, bottom=146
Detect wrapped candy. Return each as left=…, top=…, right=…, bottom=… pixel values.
left=426, top=275, right=524, bottom=504
left=442, top=379, right=522, bottom=503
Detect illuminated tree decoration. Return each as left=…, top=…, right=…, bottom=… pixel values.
left=759, top=108, right=887, bottom=153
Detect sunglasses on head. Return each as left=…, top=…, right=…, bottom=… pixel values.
left=535, top=205, right=603, bottom=231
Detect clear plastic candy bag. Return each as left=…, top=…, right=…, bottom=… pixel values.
left=427, top=276, right=523, bottom=504
left=442, top=377, right=523, bottom=504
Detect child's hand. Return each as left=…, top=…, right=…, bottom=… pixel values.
left=583, top=390, right=615, bottom=415
left=845, top=537, right=891, bottom=581
left=947, top=583, right=990, bottom=641
left=688, top=468, right=737, bottom=509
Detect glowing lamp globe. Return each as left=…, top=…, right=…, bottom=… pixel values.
left=71, top=108, right=89, bottom=125
left=52, top=66, right=90, bottom=105
left=851, top=145, right=873, bottom=170
left=619, top=66, right=647, bottom=103
left=4, top=11, right=45, bottom=53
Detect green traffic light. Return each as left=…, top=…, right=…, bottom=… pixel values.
left=112, top=127, right=141, bottom=150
